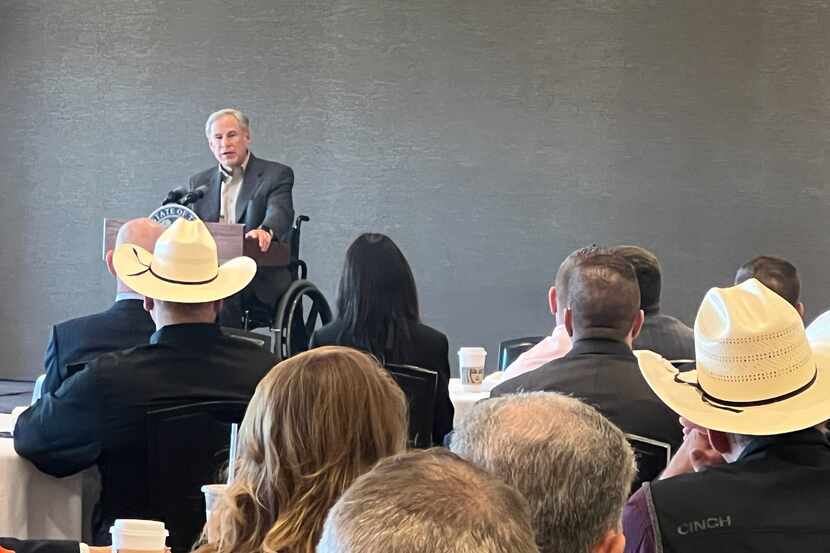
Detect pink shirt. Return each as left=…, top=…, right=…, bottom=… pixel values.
left=501, top=324, right=572, bottom=381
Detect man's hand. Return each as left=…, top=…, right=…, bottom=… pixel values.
left=245, top=229, right=272, bottom=252
left=660, top=418, right=726, bottom=479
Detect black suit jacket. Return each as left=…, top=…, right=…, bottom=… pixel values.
left=633, top=311, right=695, bottom=361
left=15, top=323, right=278, bottom=545
left=310, top=319, right=455, bottom=444
left=490, top=338, right=682, bottom=453
left=0, top=539, right=78, bottom=553
left=189, top=154, right=294, bottom=313
left=42, top=299, right=155, bottom=396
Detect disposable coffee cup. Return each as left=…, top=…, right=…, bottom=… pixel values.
left=202, top=484, right=228, bottom=543
left=458, top=347, right=487, bottom=390
left=109, top=519, right=168, bottom=553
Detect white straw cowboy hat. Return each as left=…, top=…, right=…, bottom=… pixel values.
left=112, top=218, right=256, bottom=303
left=636, top=278, right=830, bottom=435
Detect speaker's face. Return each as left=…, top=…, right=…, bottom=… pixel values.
left=208, top=114, right=251, bottom=169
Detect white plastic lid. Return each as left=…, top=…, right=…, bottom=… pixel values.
left=458, top=347, right=487, bottom=364
left=110, top=519, right=168, bottom=551
left=111, top=520, right=167, bottom=533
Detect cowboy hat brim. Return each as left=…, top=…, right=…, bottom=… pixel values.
left=636, top=349, right=830, bottom=435
left=112, top=243, right=257, bottom=303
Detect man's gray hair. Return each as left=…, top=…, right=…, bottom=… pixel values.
left=317, top=448, right=539, bottom=553
left=451, top=392, right=636, bottom=553
left=204, top=108, right=250, bottom=138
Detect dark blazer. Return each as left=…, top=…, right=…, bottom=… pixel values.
left=189, top=153, right=294, bottom=238
left=633, top=311, right=695, bottom=361
left=189, top=154, right=295, bottom=316
left=0, top=539, right=78, bottom=553
left=14, top=323, right=278, bottom=545
left=490, top=338, right=682, bottom=454
left=42, top=299, right=155, bottom=396
left=310, top=319, right=455, bottom=444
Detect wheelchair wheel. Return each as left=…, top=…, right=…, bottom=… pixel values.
left=273, top=279, right=333, bottom=361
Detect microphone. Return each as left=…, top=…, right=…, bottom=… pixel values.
left=161, top=186, right=188, bottom=206
left=180, top=185, right=209, bottom=206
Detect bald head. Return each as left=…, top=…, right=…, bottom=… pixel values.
left=565, top=253, right=642, bottom=342
left=116, top=218, right=164, bottom=251
left=107, top=218, right=164, bottom=293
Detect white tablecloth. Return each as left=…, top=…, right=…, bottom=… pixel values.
left=449, top=378, right=491, bottom=425
left=0, top=413, right=86, bottom=540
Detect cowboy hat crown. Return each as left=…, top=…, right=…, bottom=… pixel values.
left=637, top=278, right=830, bottom=435
left=113, top=218, right=256, bottom=303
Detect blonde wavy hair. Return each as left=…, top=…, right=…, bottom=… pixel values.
left=195, top=346, right=408, bottom=553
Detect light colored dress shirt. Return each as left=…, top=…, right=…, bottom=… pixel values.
left=115, top=291, right=144, bottom=302
left=219, top=153, right=250, bottom=224
left=501, top=324, right=572, bottom=381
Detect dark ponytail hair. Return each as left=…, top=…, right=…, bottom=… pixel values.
left=335, top=233, right=420, bottom=361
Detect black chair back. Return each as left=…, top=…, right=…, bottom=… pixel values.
left=146, top=401, right=248, bottom=553
left=386, top=363, right=438, bottom=449
left=625, top=433, right=672, bottom=493
left=498, top=336, right=545, bottom=370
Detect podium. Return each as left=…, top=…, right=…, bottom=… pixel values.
left=102, top=219, right=290, bottom=266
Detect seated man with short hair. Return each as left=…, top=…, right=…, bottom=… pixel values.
left=624, top=279, right=830, bottom=553
left=491, top=252, right=682, bottom=464
left=611, top=245, right=695, bottom=361
left=502, top=246, right=601, bottom=381
left=451, top=392, right=636, bottom=553
left=41, top=218, right=164, bottom=395
left=317, top=448, right=540, bottom=553
left=14, top=219, right=279, bottom=544
left=734, top=254, right=804, bottom=316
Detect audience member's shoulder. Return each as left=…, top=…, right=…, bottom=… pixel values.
left=310, top=320, right=345, bottom=347
left=412, top=322, right=449, bottom=345
left=53, top=307, right=111, bottom=334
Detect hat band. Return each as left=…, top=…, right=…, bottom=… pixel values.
left=127, top=247, right=219, bottom=286
left=674, top=367, right=818, bottom=414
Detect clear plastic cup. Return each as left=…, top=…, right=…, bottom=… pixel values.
left=201, top=484, right=228, bottom=543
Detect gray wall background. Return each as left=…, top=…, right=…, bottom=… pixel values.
left=2, top=0, right=829, bottom=379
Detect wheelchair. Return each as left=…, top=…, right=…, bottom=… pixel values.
left=243, top=215, right=333, bottom=361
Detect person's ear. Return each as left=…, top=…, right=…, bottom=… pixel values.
left=105, top=249, right=116, bottom=277
left=592, top=529, right=625, bottom=553
left=564, top=307, right=575, bottom=337
left=629, top=309, right=645, bottom=340
left=548, top=286, right=558, bottom=318
left=707, top=429, right=733, bottom=455
left=143, top=296, right=154, bottom=313
left=797, top=302, right=805, bottom=320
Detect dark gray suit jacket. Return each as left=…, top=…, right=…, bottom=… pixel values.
left=188, top=153, right=294, bottom=237
left=633, top=311, right=695, bottom=361
left=189, top=154, right=295, bottom=312
left=42, top=299, right=155, bottom=396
